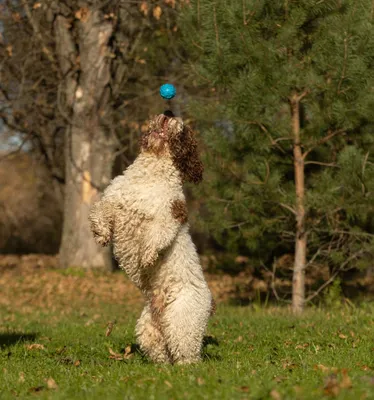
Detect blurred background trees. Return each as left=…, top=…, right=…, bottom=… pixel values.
left=0, top=0, right=188, bottom=269
left=181, top=0, right=374, bottom=312
left=1, top=0, right=373, bottom=308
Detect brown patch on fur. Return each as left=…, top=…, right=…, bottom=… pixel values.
left=171, top=199, right=188, bottom=224
left=151, top=293, right=166, bottom=316
left=169, top=126, right=203, bottom=184
left=141, top=132, right=168, bottom=156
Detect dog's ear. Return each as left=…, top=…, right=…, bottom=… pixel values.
left=169, top=125, right=203, bottom=184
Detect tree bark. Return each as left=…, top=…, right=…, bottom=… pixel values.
left=291, top=94, right=307, bottom=314
left=55, top=10, right=115, bottom=270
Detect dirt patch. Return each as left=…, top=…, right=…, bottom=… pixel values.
left=1, top=254, right=373, bottom=315
left=0, top=255, right=240, bottom=315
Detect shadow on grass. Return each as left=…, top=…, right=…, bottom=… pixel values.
left=0, top=333, right=38, bottom=348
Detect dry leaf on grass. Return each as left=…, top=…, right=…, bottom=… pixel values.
left=140, top=2, right=149, bottom=16
left=124, top=345, right=133, bottom=359
left=323, top=370, right=353, bottom=397
left=105, top=320, right=116, bottom=337
left=46, top=377, right=58, bottom=390
left=295, top=343, right=309, bottom=350
left=153, top=5, right=162, bottom=20
left=26, top=343, right=45, bottom=350
left=341, top=369, right=352, bottom=389
left=109, top=348, right=124, bottom=361
left=164, top=380, right=173, bottom=388
left=109, top=346, right=133, bottom=361
left=270, top=389, right=282, bottom=400
left=315, top=364, right=330, bottom=373
left=75, top=7, right=89, bottom=22
left=196, top=377, right=205, bottom=386
left=19, top=372, right=25, bottom=383
left=324, top=374, right=340, bottom=397
left=338, top=333, right=348, bottom=339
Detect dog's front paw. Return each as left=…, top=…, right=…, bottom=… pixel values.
left=93, top=231, right=111, bottom=247
left=141, top=250, right=158, bottom=267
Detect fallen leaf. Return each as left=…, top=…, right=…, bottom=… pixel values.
left=19, top=372, right=25, bottom=383
left=74, top=360, right=81, bottom=367
left=75, top=7, right=89, bottom=22
left=6, top=45, right=13, bottom=57
left=33, top=2, right=42, bottom=9
left=153, top=5, right=162, bottom=20
left=105, top=320, right=116, bottom=337
left=124, top=345, right=133, bottom=359
left=324, top=374, right=340, bottom=397
left=196, top=377, right=205, bottom=386
left=140, top=2, right=149, bottom=16
left=164, top=380, right=173, bottom=388
left=46, top=377, right=58, bottom=390
left=295, top=343, right=309, bottom=349
left=315, top=364, right=330, bottom=373
left=270, top=389, right=282, bottom=400
left=239, top=386, right=249, bottom=392
left=339, top=333, right=348, bottom=339
left=26, top=343, right=45, bottom=350
left=341, top=369, right=352, bottom=389
left=235, top=336, right=243, bottom=342
left=108, top=348, right=123, bottom=361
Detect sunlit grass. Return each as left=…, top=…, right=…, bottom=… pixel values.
left=1, top=301, right=374, bottom=399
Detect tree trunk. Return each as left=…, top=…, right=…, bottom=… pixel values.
left=55, top=10, right=115, bottom=270
left=291, top=94, right=307, bottom=314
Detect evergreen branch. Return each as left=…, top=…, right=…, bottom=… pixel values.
left=213, top=2, right=220, bottom=55
left=362, top=151, right=370, bottom=176
left=261, top=261, right=292, bottom=304
left=237, top=119, right=288, bottom=155
left=303, top=129, right=346, bottom=159
left=225, top=220, right=251, bottom=229
left=305, top=250, right=365, bottom=303
left=311, top=228, right=374, bottom=238
left=304, top=161, right=338, bottom=167
left=337, top=34, right=348, bottom=95
left=278, top=203, right=297, bottom=215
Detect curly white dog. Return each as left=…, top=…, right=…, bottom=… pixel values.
left=89, top=112, right=213, bottom=364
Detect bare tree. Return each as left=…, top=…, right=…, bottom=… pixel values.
left=0, top=0, right=183, bottom=269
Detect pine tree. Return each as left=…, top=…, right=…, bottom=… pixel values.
left=181, top=0, right=374, bottom=313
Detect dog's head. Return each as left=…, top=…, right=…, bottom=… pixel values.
left=141, top=111, right=203, bottom=183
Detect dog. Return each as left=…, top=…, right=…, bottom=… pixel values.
left=89, top=112, right=213, bottom=364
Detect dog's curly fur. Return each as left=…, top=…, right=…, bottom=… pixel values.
left=89, top=113, right=212, bottom=364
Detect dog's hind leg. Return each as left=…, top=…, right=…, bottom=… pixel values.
left=162, top=290, right=211, bottom=364
left=135, top=305, right=171, bottom=363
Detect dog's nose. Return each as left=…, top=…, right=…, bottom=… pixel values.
left=163, top=110, right=174, bottom=118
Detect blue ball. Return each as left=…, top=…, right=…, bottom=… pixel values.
left=160, top=83, right=176, bottom=100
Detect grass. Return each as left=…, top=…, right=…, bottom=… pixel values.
left=1, top=300, right=374, bottom=400
left=1, top=265, right=374, bottom=399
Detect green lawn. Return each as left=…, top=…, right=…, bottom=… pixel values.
left=1, top=300, right=374, bottom=399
